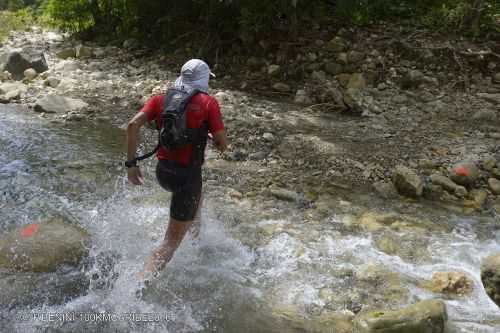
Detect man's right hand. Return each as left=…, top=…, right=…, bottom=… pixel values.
left=128, top=166, right=144, bottom=185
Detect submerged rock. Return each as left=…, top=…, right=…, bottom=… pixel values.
left=0, top=269, right=89, bottom=308
left=0, top=218, right=90, bottom=272
left=34, top=95, right=88, bottom=114
left=392, top=165, right=423, bottom=198
left=354, top=299, right=447, bottom=333
left=481, top=254, right=500, bottom=307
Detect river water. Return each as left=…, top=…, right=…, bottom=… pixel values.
left=1, top=104, right=500, bottom=332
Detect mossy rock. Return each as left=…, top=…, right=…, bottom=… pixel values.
left=354, top=300, right=447, bottom=333
left=0, top=218, right=90, bottom=272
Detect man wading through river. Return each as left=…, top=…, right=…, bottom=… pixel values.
left=125, top=59, right=227, bottom=281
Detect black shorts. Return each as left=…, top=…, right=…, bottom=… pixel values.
left=155, top=160, right=202, bottom=222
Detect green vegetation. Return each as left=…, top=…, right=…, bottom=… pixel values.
left=0, top=8, right=36, bottom=42
left=1, top=1, right=498, bottom=47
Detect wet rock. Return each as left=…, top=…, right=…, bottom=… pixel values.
left=354, top=300, right=447, bottom=333
left=272, top=82, right=291, bottom=92
left=372, top=181, right=399, bottom=199
left=481, top=254, right=500, bottom=307
left=351, top=212, right=430, bottom=233
left=56, top=48, right=76, bottom=59
left=374, top=232, right=430, bottom=262
left=488, top=178, right=500, bottom=195
left=23, top=68, right=37, bottom=81
left=392, top=165, right=423, bottom=198
left=450, top=161, right=479, bottom=186
left=2, top=51, right=48, bottom=80
left=0, top=269, right=89, bottom=308
left=429, top=174, right=467, bottom=197
left=422, top=271, right=473, bottom=297
left=0, top=218, right=90, bottom=272
left=477, top=93, right=500, bottom=105
left=268, top=64, right=281, bottom=77
left=294, top=89, right=312, bottom=104
left=400, top=69, right=424, bottom=89
left=494, top=72, right=500, bottom=83
left=34, top=95, right=88, bottom=114
left=356, top=264, right=409, bottom=309
left=75, top=44, right=93, bottom=58
left=326, top=36, right=346, bottom=53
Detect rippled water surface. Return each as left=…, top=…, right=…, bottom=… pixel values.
left=1, top=105, right=500, bottom=332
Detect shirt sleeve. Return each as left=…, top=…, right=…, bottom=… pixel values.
left=206, top=97, right=225, bottom=134
left=140, top=95, right=163, bottom=122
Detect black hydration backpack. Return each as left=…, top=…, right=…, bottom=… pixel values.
left=132, top=88, right=208, bottom=166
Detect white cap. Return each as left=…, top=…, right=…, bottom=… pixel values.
left=174, top=59, right=215, bottom=93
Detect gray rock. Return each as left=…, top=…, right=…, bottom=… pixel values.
left=0, top=218, right=90, bottom=272
left=270, top=188, right=299, bottom=202
left=123, top=38, right=140, bottom=49
left=494, top=72, right=500, bottom=84
left=272, top=83, right=291, bottom=92
left=354, top=300, right=447, bottom=333
left=91, top=71, right=108, bottom=80
left=268, top=64, right=281, bottom=76
left=336, top=52, right=348, bottom=65
left=44, top=77, right=61, bottom=88
left=75, top=45, right=93, bottom=58
left=450, top=161, right=479, bottom=186
left=311, top=70, right=326, bottom=81
left=55, top=60, right=79, bottom=73
left=263, top=132, right=274, bottom=141
left=0, top=82, right=27, bottom=96
left=23, top=68, right=37, bottom=81
left=488, top=178, right=500, bottom=195
left=326, top=37, right=346, bottom=53
left=481, top=254, right=500, bottom=307
left=373, top=181, right=399, bottom=199
left=2, top=51, right=48, bottom=80
left=0, top=71, right=11, bottom=81
left=55, top=48, right=76, bottom=59
left=392, top=94, right=408, bottom=104
left=34, top=95, right=88, bottom=114
left=392, top=165, right=423, bottom=198
left=324, top=62, right=343, bottom=75
left=430, top=174, right=467, bottom=197
left=478, top=93, right=500, bottom=105
left=400, top=69, right=424, bottom=89
left=347, top=50, right=364, bottom=63
left=472, top=109, right=497, bottom=121
left=294, top=89, right=312, bottom=105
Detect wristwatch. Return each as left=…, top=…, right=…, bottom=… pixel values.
left=124, top=159, right=137, bottom=168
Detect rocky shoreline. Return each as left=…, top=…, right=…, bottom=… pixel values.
left=1, top=25, right=500, bottom=332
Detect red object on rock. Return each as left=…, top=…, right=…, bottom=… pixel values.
left=454, top=166, right=470, bottom=177
left=20, top=223, right=39, bottom=237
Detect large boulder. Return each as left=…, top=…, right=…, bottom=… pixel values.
left=449, top=161, right=479, bottom=186
left=34, top=95, right=88, bottom=114
left=0, top=218, right=90, bottom=272
left=354, top=300, right=447, bottom=333
left=481, top=254, right=500, bottom=307
left=1, top=51, right=48, bottom=80
left=392, top=165, right=423, bottom=198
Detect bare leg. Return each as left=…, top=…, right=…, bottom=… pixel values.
left=138, top=217, right=192, bottom=280
left=191, top=193, right=203, bottom=239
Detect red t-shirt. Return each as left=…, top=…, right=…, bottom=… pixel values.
left=141, top=93, right=224, bottom=166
